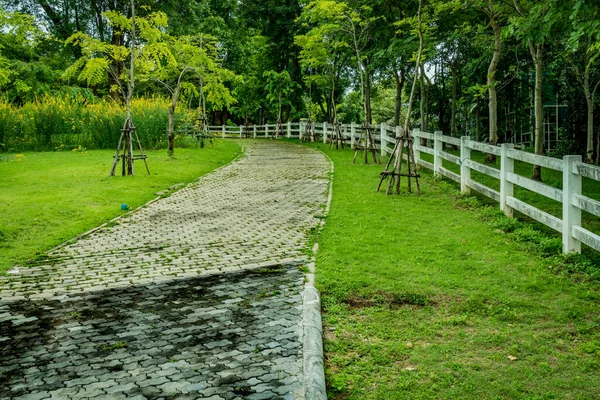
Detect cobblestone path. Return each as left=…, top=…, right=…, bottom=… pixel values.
left=0, top=142, right=331, bottom=400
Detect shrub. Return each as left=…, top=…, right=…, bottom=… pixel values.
left=0, top=95, right=195, bottom=151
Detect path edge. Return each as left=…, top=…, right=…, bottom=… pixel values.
left=303, top=149, right=333, bottom=400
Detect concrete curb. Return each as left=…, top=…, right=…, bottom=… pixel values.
left=302, top=150, right=334, bottom=400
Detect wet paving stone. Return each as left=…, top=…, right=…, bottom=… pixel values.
left=0, top=142, right=331, bottom=399
left=1, top=265, right=304, bottom=399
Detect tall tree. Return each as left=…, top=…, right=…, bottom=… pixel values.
left=63, top=7, right=168, bottom=121
left=143, top=34, right=236, bottom=155
left=298, top=1, right=377, bottom=124
left=471, top=0, right=505, bottom=156
left=511, top=0, right=558, bottom=180
left=263, top=70, right=296, bottom=125
left=296, top=4, right=350, bottom=124
left=403, top=0, right=425, bottom=136
left=381, top=0, right=418, bottom=127
left=0, top=8, right=43, bottom=94
left=567, top=0, right=600, bottom=164
left=238, top=0, right=304, bottom=120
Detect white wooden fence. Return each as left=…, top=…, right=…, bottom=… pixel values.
left=207, top=122, right=600, bottom=255
left=207, top=121, right=387, bottom=148
left=381, top=128, right=600, bottom=255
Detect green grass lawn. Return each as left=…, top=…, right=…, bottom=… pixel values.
left=309, top=144, right=600, bottom=399
left=0, top=141, right=241, bottom=274
left=423, top=147, right=600, bottom=236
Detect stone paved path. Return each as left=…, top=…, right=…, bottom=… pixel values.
left=0, top=142, right=331, bottom=400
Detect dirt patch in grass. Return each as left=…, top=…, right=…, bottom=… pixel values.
left=343, top=291, right=431, bottom=310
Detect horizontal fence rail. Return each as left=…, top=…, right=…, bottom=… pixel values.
left=401, top=129, right=600, bottom=255
left=205, top=121, right=600, bottom=255
left=206, top=122, right=389, bottom=150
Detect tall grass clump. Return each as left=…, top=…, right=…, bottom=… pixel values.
left=0, top=95, right=195, bottom=152
left=0, top=101, right=19, bottom=152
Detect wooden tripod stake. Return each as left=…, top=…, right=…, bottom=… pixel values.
left=377, top=0, right=423, bottom=195
left=377, top=131, right=420, bottom=195
left=108, top=2, right=149, bottom=177
left=243, top=120, right=252, bottom=138
left=110, top=117, right=150, bottom=176
left=195, top=114, right=212, bottom=148
left=353, top=124, right=380, bottom=164
left=302, top=119, right=316, bottom=143
left=329, top=120, right=345, bottom=150
left=275, top=119, right=284, bottom=139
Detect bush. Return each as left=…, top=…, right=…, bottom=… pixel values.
left=0, top=95, right=195, bottom=152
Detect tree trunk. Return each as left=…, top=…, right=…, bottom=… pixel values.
left=36, top=0, right=69, bottom=39
left=222, top=109, right=228, bottom=125
left=485, top=12, right=501, bottom=164
left=109, top=32, right=124, bottom=102
left=476, top=106, right=481, bottom=142
left=278, top=87, right=283, bottom=122
left=580, top=36, right=598, bottom=164
left=532, top=43, right=544, bottom=181
left=451, top=60, right=457, bottom=136
left=200, top=81, right=207, bottom=121
left=392, top=60, right=405, bottom=127
left=331, top=75, right=338, bottom=123
left=402, top=0, right=424, bottom=136
left=585, top=82, right=594, bottom=163
left=125, top=0, right=135, bottom=121
left=439, top=63, right=447, bottom=133
left=92, top=0, right=105, bottom=42
left=420, top=64, right=426, bottom=132
left=424, top=70, right=430, bottom=134
left=168, top=105, right=175, bottom=156
left=364, top=60, right=372, bottom=124
left=318, top=98, right=328, bottom=122
left=350, top=19, right=368, bottom=126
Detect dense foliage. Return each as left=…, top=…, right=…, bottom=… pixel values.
left=1, top=0, right=600, bottom=163
left=0, top=95, right=194, bottom=151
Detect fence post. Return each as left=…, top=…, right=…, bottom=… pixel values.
left=413, top=128, right=421, bottom=161
left=287, top=121, right=291, bottom=138
left=323, top=122, right=328, bottom=144
left=351, top=122, right=356, bottom=148
left=239, top=125, right=243, bottom=138
left=460, top=136, right=471, bottom=194
left=380, top=124, right=386, bottom=158
left=222, top=125, right=225, bottom=139
left=500, top=143, right=514, bottom=217
left=253, top=125, right=257, bottom=139
left=563, top=155, right=582, bottom=253
left=433, top=131, right=443, bottom=177
left=265, top=124, right=269, bottom=138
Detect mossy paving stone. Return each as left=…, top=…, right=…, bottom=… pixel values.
left=1, top=266, right=303, bottom=399
left=0, top=142, right=331, bottom=399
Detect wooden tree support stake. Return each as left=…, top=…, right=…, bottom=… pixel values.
left=329, top=121, right=346, bottom=150
left=110, top=117, right=150, bottom=176
left=193, top=114, right=212, bottom=148
left=243, top=120, right=252, bottom=139
left=377, top=133, right=420, bottom=195
left=301, top=119, right=316, bottom=143
left=275, top=119, right=284, bottom=139
left=353, top=123, right=380, bottom=164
